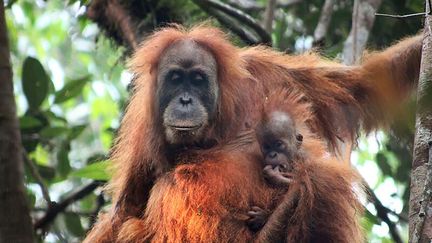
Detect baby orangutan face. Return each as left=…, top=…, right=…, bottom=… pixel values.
left=256, top=111, right=303, bottom=186
left=258, top=111, right=303, bottom=170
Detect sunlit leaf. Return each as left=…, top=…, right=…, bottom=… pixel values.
left=364, top=209, right=380, bottom=225
left=21, top=1, right=35, bottom=24
left=22, top=57, right=50, bottom=110
left=30, top=144, right=50, bottom=166
left=71, top=160, right=111, bottom=181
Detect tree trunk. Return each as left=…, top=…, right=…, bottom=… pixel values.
left=0, top=1, right=34, bottom=242
left=262, top=0, right=277, bottom=33
left=313, top=0, right=334, bottom=45
left=342, top=0, right=383, bottom=65
left=409, top=1, right=432, bottom=242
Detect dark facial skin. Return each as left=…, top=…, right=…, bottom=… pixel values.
left=247, top=111, right=303, bottom=231
left=156, top=40, right=219, bottom=145
left=257, top=111, right=303, bottom=183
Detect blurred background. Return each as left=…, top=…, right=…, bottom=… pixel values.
left=3, top=0, right=424, bottom=242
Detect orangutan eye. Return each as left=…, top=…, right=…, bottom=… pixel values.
left=191, top=72, right=206, bottom=85
left=296, top=134, right=303, bottom=142
left=275, top=140, right=285, bottom=149
left=169, top=71, right=183, bottom=84
left=194, top=73, right=203, bottom=81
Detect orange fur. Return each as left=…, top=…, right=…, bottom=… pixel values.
left=114, top=100, right=364, bottom=242
left=84, top=25, right=421, bottom=242
left=240, top=34, right=422, bottom=150
left=253, top=90, right=364, bottom=242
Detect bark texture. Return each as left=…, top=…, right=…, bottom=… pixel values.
left=342, top=0, right=383, bottom=65
left=409, top=2, right=432, bottom=242
left=263, top=0, right=277, bottom=33
left=313, top=0, right=334, bottom=45
left=0, top=1, right=34, bottom=242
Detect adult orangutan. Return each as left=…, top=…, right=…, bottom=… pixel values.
left=115, top=89, right=364, bottom=242
left=84, top=25, right=422, bottom=242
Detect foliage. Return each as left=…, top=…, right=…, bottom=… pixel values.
left=4, top=0, right=423, bottom=242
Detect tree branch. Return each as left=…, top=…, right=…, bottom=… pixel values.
left=228, top=0, right=303, bottom=11
left=342, top=0, right=383, bottom=65
left=263, top=0, right=277, bottom=33
left=313, top=0, right=335, bottom=47
left=375, top=12, right=426, bottom=19
left=88, top=193, right=106, bottom=229
left=194, top=1, right=260, bottom=45
left=22, top=150, right=52, bottom=206
left=34, top=181, right=104, bottom=230
left=365, top=183, right=403, bottom=243
left=195, top=0, right=272, bottom=45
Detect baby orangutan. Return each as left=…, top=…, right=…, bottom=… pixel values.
left=258, top=111, right=303, bottom=186
left=247, top=110, right=304, bottom=232
left=244, top=92, right=363, bottom=242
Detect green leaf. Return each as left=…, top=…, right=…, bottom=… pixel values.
left=57, top=142, right=71, bottom=178
left=71, top=160, right=111, bottom=181
left=37, top=165, right=56, bottom=180
left=64, top=213, right=85, bottom=237
left=42, top=110, right=68, bottom=124
left=54, top=75, right=91, bottom=104
left=68, top=125, right=87, bottom=140
left=364, top=209, right=380, bottom=225
left=79, top=194, right=96, bottom=211
left=22, top=57, right=49, bottom=110
left=19, top=116, right=43, bottom=129
left=31, top=145, right=50, bottom=166
left=40, top=127, right=69, bottom=138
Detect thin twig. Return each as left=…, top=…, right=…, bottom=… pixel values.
left=34, top=181, right=104, bottom=230
left=375, top=12, right=426, bottom=19
left=196, top=0, right=271, bottom=45
left=363, top=178, right=403, bottom=243
left=88, top=193, right=106, bottom=229
left=33, top=207, right=93, bottom=217
left=22, top=150, right=52, bottom=205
